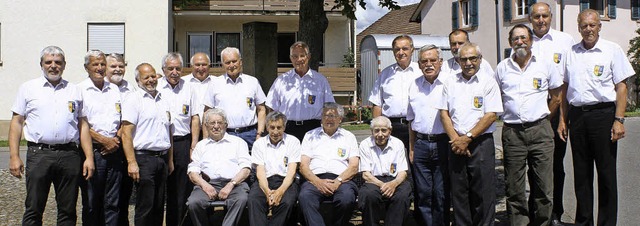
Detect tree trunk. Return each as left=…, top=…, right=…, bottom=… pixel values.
left=299, top=0, right=328, bottom=71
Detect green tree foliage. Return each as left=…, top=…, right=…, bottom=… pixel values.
left=627, top=28, right=640, bottom=110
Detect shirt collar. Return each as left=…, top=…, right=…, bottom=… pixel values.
left=83, top=78, right=113, bottom=92
left=224, top=73, right=244, bottom=84
left=160, top=77, right=184, bottom=90
left=188, top=74, right=212, bottom=83
left=39, top=75, right=68, bottom=89
left=266, top=134, right=286, bottom=148
left=138, top=88, right=162, bottom=100
left=392, top=62, right=417, bottom=72
left=577, top=38, right=603, bottom=51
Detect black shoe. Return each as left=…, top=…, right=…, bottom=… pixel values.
left=551, top=217, right=564, bottom=226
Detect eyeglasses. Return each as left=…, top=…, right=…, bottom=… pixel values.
left=323, top=114, right=340, bottom=119
left=419, top=59, right=441, bottom=65
left=510, top=35, right=529, bottom=42
left=205, top=121, right=226, bottom=126
left=458, top=56, right=480, bottom=63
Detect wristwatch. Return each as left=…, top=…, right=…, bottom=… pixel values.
left=230, top=180, right=237, bottom=186
left=614, top=116, right=625, bottom=124
left=465, top=132, right=474, bottom=139
left=336, top=177, right=343, bottom=183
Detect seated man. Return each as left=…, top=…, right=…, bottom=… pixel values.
left=248, top=111, right=301, bottom=225
left=186, top=108, right=251, bottom=226
left=358, top=116, right=411, bottom=226
left=298, top=102, right=360, bottom=226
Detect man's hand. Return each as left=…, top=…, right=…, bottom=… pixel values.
left=557, top=121, right=568, bottom=142
left=168, top=160, right=175, bottom=175
left=99, top=137, right=121, bottom=155
left=201, top=183, right=218, bottom=200
left=270, top=188, right=285, bottom=206
left=449, top=136, right=471, bottom=156
left=128, top=161, right=140, bottom=182
left=409, top=150, right=414, bottom=164
left=83, top=158, right=95, bottom=180
left=611, top=121, right=625, bottom=141
left=380, top=181, right=398, bottom=198
left=313, top=179, right=335, bottom=196
left=218, top=183, right=234, bottom=200
left=9, top=157, right=24, bottom=179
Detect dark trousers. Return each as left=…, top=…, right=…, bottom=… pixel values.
left=286, top=120, right=321, bottom=141
left=549, top=114, right=567, bottom=219
left=23, top=144, right=82, bottom=226
left=358, top=176, right=411, bottom=226
left=569, top=105, right=618, bottom=226
left=166, top=135, right=194, bottom=226
left=298, top=173, right=358, bottom=226
left=187, top=180, right=250, bottom=226
left=502, top=119, right=554, bottom=226
left=81, top=147, right=124, bottom=226
left=412, top=138, right=450, bottom=226
left=248, top=175, right=299, bottom=226
left=117, top=161, right=133, bottom=226
left=449, top=133, right=496, bottom=226
left=227, top=128, right=257, bottom=151
left=391, top=122, right=410, bottom=151
left=134, top=152, right=168, bottom=226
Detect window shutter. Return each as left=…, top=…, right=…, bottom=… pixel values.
left=452, top=2, right=459, bottom=29
left=608, top=0, right=616, bottom=19
left=503, top=0, right=512, bottom=22
left=579, top=0, right=589, bottom=12
left=632, top=1, right=640, bottom=20
left=471, top=0, right=479, bottom=27
left=88, top=24, right=125, bottom=54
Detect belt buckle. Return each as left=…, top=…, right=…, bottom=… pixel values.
left=295, top=121, right=304, bottom=126
left=234, top=128, right=241, bottom=133
left=399, top=118, right=406, bottom=124
left=581, top=105, right=589, bottom=111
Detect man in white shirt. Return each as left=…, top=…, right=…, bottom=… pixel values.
left=78, top=50, right=124, bottom=226
left=247, top=111, right=301, bottom=226
left=266, top=41, right=335, bottom=141
left=204, top=47, right=266, bottom=149
left=186, top=108, right=251, bottom=226
left=185, top=52, right=215, bottom=125
left=407, top=44, right=451, bottom=225
left=558, top=10, right=635, bottom=226
left=495, top=24, right=563, bottom=226
left=358, top=116, right=410, bottom=226
left=528, top=4, right=575, bottom=224
left=298, top=102, right=359, bottom=226
left=106, top=53, right=136, bottom=95
left=437, top=43, right=503, bottom=226
left=9, top=46, right=94, bottom=225
left=158, top=52, right=201, bottom=226
left=121, top=63, right=174, bottom=226
left=442, top=29, right=494, bottom=76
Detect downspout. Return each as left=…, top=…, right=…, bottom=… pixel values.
left=495, top=0, right=502, bottom=62
left=560, top=0, right=565, bottom=31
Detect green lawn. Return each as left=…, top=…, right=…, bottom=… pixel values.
left=0, top=140, right=27, bottom=147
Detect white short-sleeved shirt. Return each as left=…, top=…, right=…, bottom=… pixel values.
left=436, top=71, right=503, bottom=135
left=407, top=74, right=448, bottom=134
left=158, top=77, right=197, bottom=136
left=121, top=89, right=172, bottom=151
left=368, top=62, right=421, bottom=117
left=115, top=79, right=137, bottom=96
left=564, top=38, right=635, bottom=106
left=251, top=133, right=301, bottom=178
left=442, top=57, right=495, bottom=77
left=184, top=74, right=214, bottom=123
left=203, top=73, right=266, bottom=128
left=494, top=54, right=563, bottom=124
left=11, top=77, right=83, bottom=144
left=358, top=136, right=408, bottom=177
left=266, top=69, right=335, bottom=121
left=532, top=29, right=575, bottom=77
left=188, top=133, right=252, bottom=181
left=301, top=127, right=359, bottom=175
left=78, top=78, right=122, bottom=138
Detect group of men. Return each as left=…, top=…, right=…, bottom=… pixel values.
left=7, top=2, right=631, bottom=226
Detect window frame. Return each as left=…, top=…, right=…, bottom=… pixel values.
left=459, top=0, right=471, bottom=28
left=186, top=32, right=214, bottom=67
left=87, top=23, right=126, bottom=55
left=214, top=32, right=241, bottom=65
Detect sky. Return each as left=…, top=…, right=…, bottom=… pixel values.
left=355, top=0, right=422, bottom=34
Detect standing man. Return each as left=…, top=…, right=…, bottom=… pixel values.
left=121, top=63, right=174, bottom=226
left=528, top=3, right=575, bottom=224
left=266, top=41, right=335, bottom=141
left=204, top=47, right=266, bottom=149
left=298, top=102, right=359, bottom=226
left=79, top=50, right=125, bottom=226
left=9, top=46, right=95, bottom=225
left=407, top=44, right=451, bottom=226
left=158, top=52, right=200, bottom=226
left=436, top=43, right=503, bottom=226
left=247, top=111, right=301, bottom=226
left=495, top=24, right=563, bottom=226
left=187, top=108, right=251, bottom=226
left=442, top=29, right=494, bottom=76
left=368, top=35, right=420, bottom=149
left=558, top=9, right=634, bottom=226
left=358, top=116, right=411, bottom=226
left=186, top=52, right=215, bottom=125
left=106, top=53, right=136, bottom=95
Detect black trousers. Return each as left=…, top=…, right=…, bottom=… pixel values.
left=285, top=120, right=321, bottom=141
left=358, top=176, right=411, bottom=226
left=166, top=135, right=194, bottom=226
left=81, top=146, right=124, bottom=226
left=23, top=144, right=82, bottom=226
left=569, top=105, right=618, bottom=226
left=449, top=133, right=496, bottom=226
left=134, top=152, right=168, bottom=226
left=549, top=114, right=567, bottom=219
left=247, top=175, right=299, bottom=226
left=117, top=149, right=133, bottom=226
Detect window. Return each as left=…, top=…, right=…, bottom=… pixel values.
left=87, top=23, right=125, bottom=54
left=452, top=0, right=478, bottom=29
left=215, top=33, right=240, bottom=64
left=187, top=32, right=213, bottom=66
left=632, top=0, right=640, bottom=20
left=503, top=0, right=536, bottom=22
left=580, top=0, right=616, bottom=19
left=515, top=0, right=530, bottom=18
left=277, top=33, right=296, bottom=67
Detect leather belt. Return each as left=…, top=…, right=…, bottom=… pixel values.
left=571, top=102, right=615, bottom=111
left=416, top=133, right=448, bottom=142
left=135, top=149, right=167, bottom=157
left=287, top=119, right=320, bottom=126
left=504, top=117, right=548, bottom=129
left=27, top=142, right=77, bottom=150
left=389, top=117, right=408, bottom=124
left=226, top=125, right=257, bottom=133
